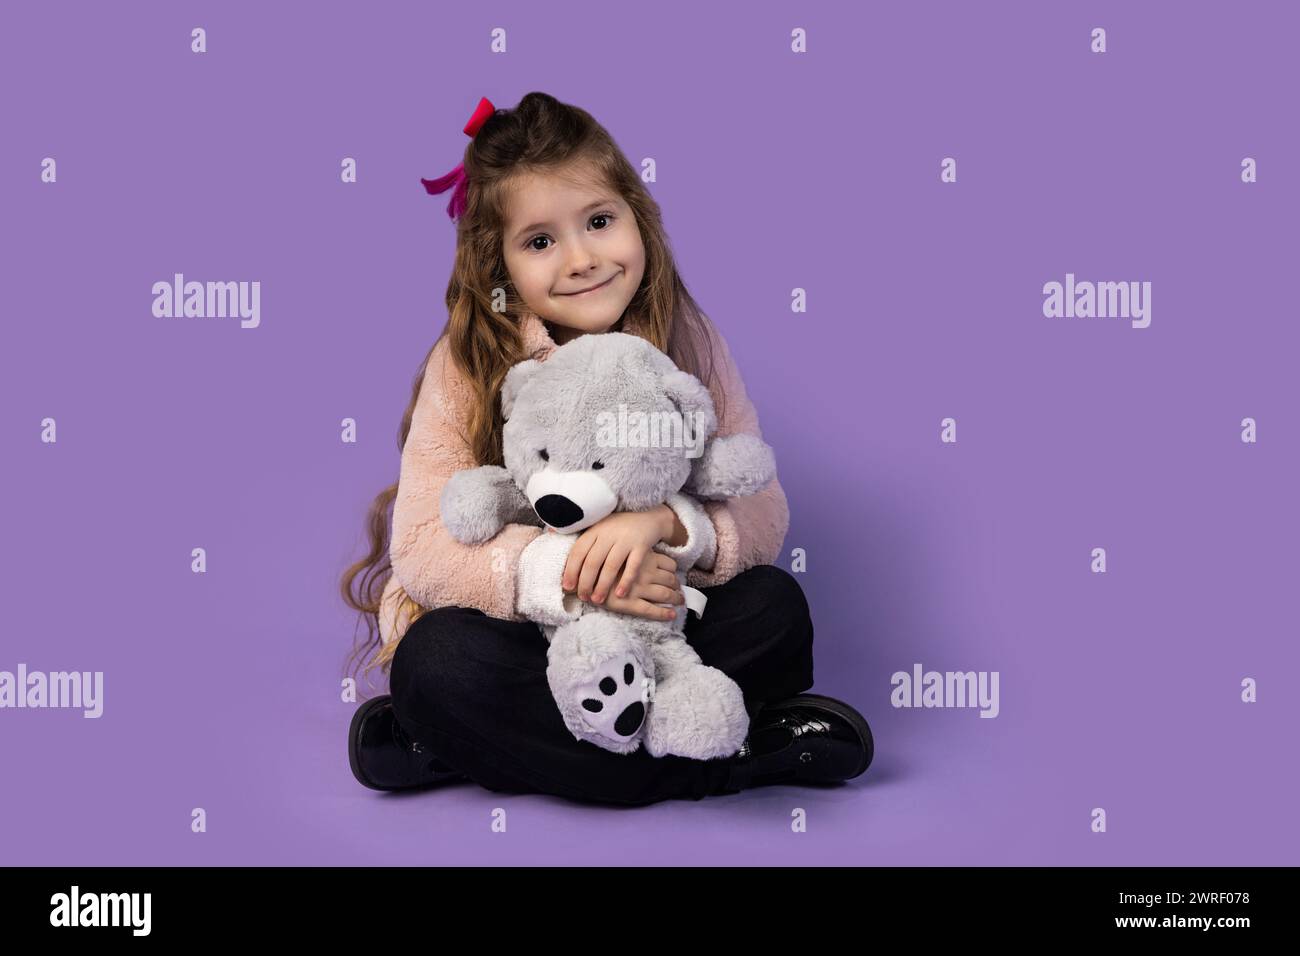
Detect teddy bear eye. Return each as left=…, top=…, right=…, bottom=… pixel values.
left=591, top=460, right=604, bottom=470
left=539, top=449, right=549, bottom=462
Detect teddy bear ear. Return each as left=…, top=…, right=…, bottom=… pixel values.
left=500, top=359, right=543, bottom=420
left=661, top=369, right=718, bottom=443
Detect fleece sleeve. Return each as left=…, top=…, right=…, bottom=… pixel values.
left=388, top=340, right=544, bottom=622
left=513, top=531, right=586, bottom=627
left=684, top=324, right=791, bottom=589
left=653, top=492, right=718, bottom=572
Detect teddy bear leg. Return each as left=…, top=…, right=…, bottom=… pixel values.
left=546, top=613, right=656, bottom=755
left=642, top=635, right=750, bottom=760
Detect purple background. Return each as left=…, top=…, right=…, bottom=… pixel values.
left=3, top=0, right=1297, bottom=865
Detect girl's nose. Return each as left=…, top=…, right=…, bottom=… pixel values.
left=565, top=245, right=600, bottom=276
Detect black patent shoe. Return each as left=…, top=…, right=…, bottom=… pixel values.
left=348, top=694, right=465, bottom=791
left=723, top=693, right=873, bottom=792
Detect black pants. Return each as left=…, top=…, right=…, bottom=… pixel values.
left=388, top=564, right=815, bottom=806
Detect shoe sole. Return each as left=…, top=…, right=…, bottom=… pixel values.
left=766, top=693, right=874, bottom=780
left=348, top=695, right=395, bottom=791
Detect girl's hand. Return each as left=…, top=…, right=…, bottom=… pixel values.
left=562, top=507, right=682, bottom=617
left=599, top=552, right=684, bottom=622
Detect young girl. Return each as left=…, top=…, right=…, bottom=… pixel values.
left=341, top=92, right=872, bottom=806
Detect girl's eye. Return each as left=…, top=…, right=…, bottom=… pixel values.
left=539, top=449, right=549, bottom=461
left=591, top=460, right=604, bottom=470
left=524, top=212, right=616, bottom=252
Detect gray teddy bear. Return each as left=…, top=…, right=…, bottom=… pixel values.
left=439, top=331, right=776, bottom=759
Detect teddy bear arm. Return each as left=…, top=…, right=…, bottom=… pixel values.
left=440, top=465, right=538, bottom=545
left=685, top=433, right=777, bottom=500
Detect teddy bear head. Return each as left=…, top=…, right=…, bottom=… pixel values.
left=499, top=332, right=773, bottom=535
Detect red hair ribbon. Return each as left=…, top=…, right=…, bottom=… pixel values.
left=421, top=96, right=496, bottom=221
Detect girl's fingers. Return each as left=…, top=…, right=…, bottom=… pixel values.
left=648, top=568, right=680, bottom=589
left=630, top=600, right=678, bottom=622
left=577, top=537, right=615, bottom=601
left=615, top=548, right=647, bottom=599
left=639, top=584, right=684, bottom=604
left=562, top=534, right=594, bottom=591
left=628, top=600, right=659, bottom=620
left=592, top=544, right=631, bottom=603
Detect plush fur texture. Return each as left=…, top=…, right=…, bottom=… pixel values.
left=381, top=312, right=790, bottom=646
left=493, top=334, right=776, bottom=518
left=439, top=332, right=777, bottom=759
left=439, top=465, right=535, bottom=545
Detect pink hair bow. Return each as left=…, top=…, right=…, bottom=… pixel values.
left=421, top=96, right=496, bottom=221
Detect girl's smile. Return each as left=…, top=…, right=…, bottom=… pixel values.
left=559, top=271, right=620, bottom=297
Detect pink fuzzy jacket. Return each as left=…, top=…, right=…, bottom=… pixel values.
left=378, top=312, right=789, bottom=645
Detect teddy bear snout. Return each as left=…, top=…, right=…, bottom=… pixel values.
left=534, top=493, right=584, bottom=529
left=525, top=466, right=619, bottom=532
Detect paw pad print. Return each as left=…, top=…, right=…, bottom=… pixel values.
left=578, top=659, right=652, bottom=741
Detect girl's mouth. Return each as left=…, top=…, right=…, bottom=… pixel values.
left=560, top=273, right=617, bottom=296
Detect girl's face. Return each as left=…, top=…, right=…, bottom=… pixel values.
left=501, top=168, right=645, bottom=346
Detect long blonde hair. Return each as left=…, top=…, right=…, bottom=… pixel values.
left=340, top=91, right=726, bottom=689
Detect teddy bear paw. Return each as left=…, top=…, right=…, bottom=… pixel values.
left=570, top=657, right=652, bottom=752
left=642, top=667, right=750, bottom=760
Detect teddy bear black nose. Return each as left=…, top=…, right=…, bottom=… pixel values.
left=535, top=494, right=584, bottom=528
